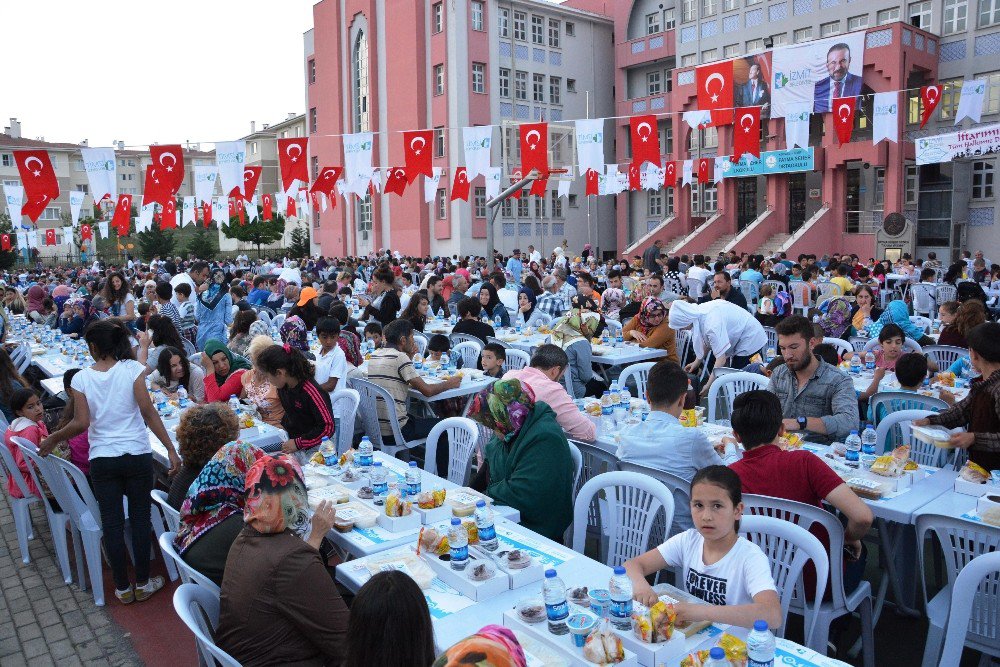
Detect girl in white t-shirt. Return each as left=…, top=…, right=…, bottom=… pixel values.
left=41, top=319, right=180, bottom=605
left=623, top=465, right=782, bottom=630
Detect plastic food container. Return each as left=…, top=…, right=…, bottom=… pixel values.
left=568, top=612, right=598, bottom=647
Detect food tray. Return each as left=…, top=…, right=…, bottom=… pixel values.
left=363, top=550, right=435, bottom=589
left=330, top=502, right=379, bottom=529
left=306, top=483, right=352, bottom=508
left=955, top=477, right=992, bottom=497
left=420, top=549, right=510, bottom=601
left=502, top=609, right=639, bottom=667
left=910, top=425, right=961, bottom=449
left=445, top=487, right=493, bottom=517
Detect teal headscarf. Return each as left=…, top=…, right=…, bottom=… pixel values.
left=204, top=339, right=251, bottom=384
left=867, top=300, right=924, bottom=341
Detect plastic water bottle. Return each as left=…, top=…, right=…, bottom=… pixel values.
left=849, top=354, right=861, bottom=375
left=441, top=352, right=451, bottom=370
left=494, top=314, right=502, bottom=329
left=861, top=423, right=878, bottom=455
left=437, top=307, right=444, bottom=320
left=864, top=350, right=876, bottom=371
left=746, top=619, right=776, bottom=667
left=600, top=391, right=613, bottom=416
left=765, top=346, right=776, bottom=362
left=153, top=390, right=167, bottom=412
left=405, top=461, right=421, bottom=495
left=620, top=385, right=632, bottom=409
left=321, top=438, right=337, bottom=466
left=448, top=517, right=469, bottom=571
left=845, top=430, right=862, bottom=468
left=176, top=385, right=189, bottom=409
left=370, top=462, right=388, bottom=495
left=609, top=382, right=620, bottom=408
left=705, top=647, right=729, bottom=667
left=228, top=394, right=241, bottom=415
left=358, top=436, right=374, bottom=468
left=474, top=500, right=499, bottom=551
left=609, top=566, right=634, bottom=630
left=542, top=569, right=570, bottom=635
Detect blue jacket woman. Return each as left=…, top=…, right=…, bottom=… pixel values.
left=196, top=268, right=234, bottom=351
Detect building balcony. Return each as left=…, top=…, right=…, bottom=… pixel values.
left=616, top=31, right=675, bottom=69
left=617, top=93, right=670, bottom=118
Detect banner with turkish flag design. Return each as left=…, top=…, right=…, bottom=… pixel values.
left=44, top=229, right=56, bottom=246
left=262, top=193, right=273, bottom=221
left=310, top=167, right=343, bottom=197
left=628, top=163, right=641, bottom=191
left=629, top=116, right=661, bottom=168
left=21, top=194, right=53, bottom=224
left=832, top=96, right=856, bottom=145
left=733, top=106, right=762, bottom=160
left=278, top=138, right=309, bottom=192
left=149, top=145, right=185, bottom=194
left=202, top=202, right=212, bottom=227
left=697, top=158, right=714, bottom=184
left=80, top=224, right=92, bottom=241
left=509, top=168, right=524, bottom=199
left=585, top=169, right=599, bottom=196
left=286, top=196, right=297, bottom=218
left=529, top=175, right=548, bottom=197
left=384, top=168, right=408, bottom=196
left=161, top=199, right=177, bottom=229
left=227, top=198, right=236, bottom=221
left=0, top=234, right=9, bottom=251
left=143, top=165, right=172, bottom=207
left=450, top=168, right=471, bottom=201
left=13, top=150, right=60, bottom=221
left=242, top=166, right=262, bottom=202
left=920, top=85, right=942, bottom=129
left=663, top=161, right=679, bottom=188
left=696, top=60, right=735, bottom=126
left=402, top=130, right=433, bottom=182
left=518, top=123, right=548, bottom=177
left=111, top=194, right=132, bottom=236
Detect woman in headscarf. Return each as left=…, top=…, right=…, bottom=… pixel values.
left=329, top=302, right=363, bottom=367
left=279, top=315, right=313, bottom=359
left=850, top=285, right=883, bottom=333
left=582, top=243, right=592, bottom=261
left=664, top=257, right=685, bottom=296
left=552, top=308, right=607, bottom=398
left=241, top=335, right=286, bottom=429
left=195, top=267, right=234, bottom=351
left=25, top=284, right=46, bottom=321
left=469, top=380, right=573, bottom=542
left=433, top=625, right=528, bottom=667
left=623, top=297, right=678, bottom=362
left=202, top=339, right=252, bottom=403
left=816, top=296, right=855, bottom=341
left=601, top=286, right=626, bottom=322
left=866, top=300, right=934, bottom=345
left=479, top=283, right=510, bottom=327
left=515, top=286, right=546, bottom=327
left=216, top=455, right=349, bottom=667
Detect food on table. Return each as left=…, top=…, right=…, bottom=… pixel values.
left=417, top=527, right=450, bottom=556
left=333, top=517, right=355, bottom=532
left=871, top=444, right=911, bottom=477
left=777, top=433, right=803, bottom=450
left=464, top=520, right=479, bottom=544
left=848, top=479, right=884, bottom=500
left=516, top=599, right=546, bottom=624
left=585, top=401, right=603, bottom=417
left=469, top=562, right=495, bottom=581
left=982, top=507, right=1000, bottom=527
left=416, top=487, right=447, bottom=509
left=357, top=486, right=374, bottom=499
left=568, top=586, right=590, bottom=606
left=309, top=451, right=325, bottom=465
left=384, top=491, right=413, bottom=517
left=904, top=460, right=920, bottom=471
left=680, top=633, right=746, bottom=666
left=960, top=461, right=991, bottom=484
left=447, top=488, right=489, bottom=517
left=631, top=600, right=677, bottom=643
left=506, top=549, right=532, bottom=570
left=582, top=621, right=625, bottom=664
left=341, top=468, right=360, bottom=483
left=339, top=449, right=356, bottom=466
left=936, top=371, right=956, bottom=387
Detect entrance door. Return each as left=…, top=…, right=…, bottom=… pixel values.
left=845, top=168, right=861, bottom=233
left=917, top=164, right=952, bottom=247
left=737, top=179, right=757, bottom=231
left=788, top=173, right=806, bottom=233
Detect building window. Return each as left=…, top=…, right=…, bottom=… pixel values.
left=723, top=43, right=741, bottom=57
left=548, top=18, right=561, bottom=47
left=566, top=78, right=576, bottom=93
left=665, top=188, right=675, bottom=215
left=944, top=0, right=968, bottom=33
left=905, top=165, right=918, bottom=204
left=433, top=2, right=443, bottom=32
left=682, top=0, right=696, bottom=22
left=745, top=38, right=764, bottom=52
left=793, top=27, right=812, bottom=42
left=647, top=12, right=662, bottom=34
left=820, top=20, right=840, bottom=36
left=433, top=64, right=444, bottom=95
left=517, top=196, right=530, bottom=218
left=691, top=183, right=718, bottom=212
left=353, top=30, right=370, bottom=131
left=724, top=0, right=739, bottom=11
left=980, top=71, right=1000, bottom=114
left=513, top=11, right=526, bottom=40
left=515, top=70, right=528, bottom=100
left=702, top=48, right=718, bottom=62
left=474, top=187, right=487, bottom=217
left=308, top=59, right=316, bottom=84
left=309, top=107, right=317, bottom=133
left=771, top=33, right=788, bottom=46
left=702, top=0, right=718, bottom=16
left=434, top=127, right=445, bottom=157
left=981, top=0, right=1000, bottom=26
left=499, top=7, right=509, bottom=36
left=681, top=54, right=697, bottom=66
left=973, top=160, right=995, bottom=199
left=647, top=71, right=662, bottom=96
left=877, top=7, right=900, bottom=23
left=534, top=196, right=545, bottom=218
left=0, top=154, right=11, bottom=167
left=565, top=21, right=575, bottom=36
left=472, top=63, right=486, bottom=93
left=847, top=14, right=869, bottom=29
left=909, top=1, right=932, bottom=28
left=568, top=194, right=579, bottom=207
left=663, top=124, right=673, bottom=152
left=664, top=9, right=676, bottom=28
left=250, top=141, right=258, bottom=155
left=471, top=1, right=484, bottom=31
left=499, top=68, right=510, bottom=98
left=550, top=191, right=563, bottom=217
left=310, top=156, right=319, bottom=180
left=907, top=90, right=921, bottom=124
left=502, top=199, right=513, bottom=217
left=533, top=73, right=545, bottom=102
left=436, top=189, right=447, bottom=219
left=40, top=207, right=61, bottom=221
left=939, top=77, right=964, bottom=119
left=549, top=76, right=561, bottom=104
left=531, top=15, right=544, bottom=44
left=648, top=191, right=663, bottom=217
left=746, top=0, right=763, bottom=6
left=127, top=159, right=135, bottom=167
left=874, top=167, right=885, bottom=206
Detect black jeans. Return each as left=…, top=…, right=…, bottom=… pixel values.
left=90, top=453, right=154, bottom=590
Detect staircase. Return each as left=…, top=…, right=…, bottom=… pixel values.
left=703, top=234, right=736, bottom=259
left=758, top=232, right=791, bottom=256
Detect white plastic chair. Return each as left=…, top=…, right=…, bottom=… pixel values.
left=349, top=378, right=427, bottom=458
left=909, top=284, right=937, bottom=317
left=485, top=336, right=511, bottom=350
left=917, top=514, right=1000, bottom=667
left=862, top=337, right=923, bottom=355
left=15, top=343, right=31, bottom=374
left=172, top=583, right=240, bottom=667
left=533, top=312, right=553, bottom=327
left=934, top=284, right=958, bottom=304
left=790, top=282, right=813, bottom=315
left=820, top=337, right=853, bottom=359
left=686, top=277, right=705, bottom=300
left=674, top=328, right=692, bottom=364
left=743, top=495, right=874, bottom=666
left=567, top=441, right=583, bottom=492
left=0, top=434, right=40, bottom=564
left=149, top=490, right=180, bottom=581
left=922, top=345, right=969, bottom=370
left=848, top=336, right=869, bottom=353
left=618, top=461, right=692, bottom=542
left=762, top=279, right=787, bottom=295
left=501, top=349, right=530, bottom=373
left=763, top=326, right=778, bottom=353
left=271, top=313, right=285, bottom=331
left=617, top=362, right=656, bottom=401
left=873, top=409, right=943, bottom=465
left=159, top=532, right=221, bottom=595
left=330, top=387, right=361, bottom=455
left=423, top=417, right=479, bottom=485
left=449, top=333, right=483, bottom=348
left=571, top=471, right=674, bottom=568
left=909, top=315, right=933, bottom=333
left=412, top=333, right=428, bottom=357
left=738, top=280, right=759, bottom=313
left=868, top=391, right=946, bottom=429
left=706, top=371, right=770, bottom=423
left=453, top=341, right=483, bottom=370
left=740, top=515, right=829, bottom=646
left=938, top=550, right=1000, bottom=667
left=14, top=439, right=76, bottom=585
left=151, top=489, right=181, bottom=532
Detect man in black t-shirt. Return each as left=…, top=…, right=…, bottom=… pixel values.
left=451, top=297, right=495, bottom=345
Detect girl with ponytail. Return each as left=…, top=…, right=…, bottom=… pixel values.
left=255, top=344, right=335, bottom=457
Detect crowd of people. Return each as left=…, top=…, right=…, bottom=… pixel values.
left=0, top=241, right=998, bottom=665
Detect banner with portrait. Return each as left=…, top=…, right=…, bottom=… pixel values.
left=732, top=53, right=773, bottom=118
left=771, top=32, right=866, bottom=118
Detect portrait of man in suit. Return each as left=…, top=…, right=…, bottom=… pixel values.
left=813, top=42, right=863, bottom=112
left=739, top=63, right=771, bottom=107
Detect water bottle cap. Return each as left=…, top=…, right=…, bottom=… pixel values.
left=613, top=566, right=626, bottom=575
left=753, top=619, right=769, bottom=632
left=451, top=517, right=461, bottom=526
left=230, top=394, right=237, bottom=398
left=865, top=424, right=873, bottom=429
left=602, top=390, right=610, bottom=395
left=544, top=569, right=557, bottom=578
left=373, top=461, right=382, bottom=467
left=850, top=430, right=858, bottom=435
left=476, top=499, right=486, bottom=507
left=710, top=647, right=726, bottom=659
left=409, top=461, right=418, bottom=467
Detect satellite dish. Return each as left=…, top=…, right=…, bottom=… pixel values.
left=883, top=212, right=907, bottom=236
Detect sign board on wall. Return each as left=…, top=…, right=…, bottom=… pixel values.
left=718, top=147, right=815, bottom=179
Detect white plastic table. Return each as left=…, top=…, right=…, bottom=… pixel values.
left=353, top=365, right=497, bottom=415
left=149, top=417, right=288, bottom=467
left=498, top=330, right=668, bottom=368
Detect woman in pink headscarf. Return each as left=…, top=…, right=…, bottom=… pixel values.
left=25, top=285, right=46, bottom=320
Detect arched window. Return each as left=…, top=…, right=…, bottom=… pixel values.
left=353, top=30, right=370, bottom=132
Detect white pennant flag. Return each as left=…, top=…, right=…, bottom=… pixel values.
left=682, top=110, right=713, bottom=130
left=98, top=221, right=109, bottom=239
left=194, top=166, right=217, bottom=206
left=615, top=171, right=629, bottom=194
left=80, top=147, right=117, bottom=204
left=641, top=164, right=664, bottom=191
left=484, top=167, right=502, bottom=200
left=682, top=160, right=694, bottom=187
left=424, top=168, right=443, bottom=203
left=713, top=157, right=726, bottom=184
left=297, top=190, right=309, bottom=218
left=212, top=197, right=227, bottom=225
left=69, top=191, right=86, bottom=226
left=955, top=79, right=986, bottom=125
left=3, top=184, right=24, bottom=227
left=557, top=179, right=571, bottom=199
left=343, top=132, right=374, bottom=195
left=574, top=119, right=605, bottom=177
left=27, top=230, right=38, bottom=248
left=63, top=227, right=75, bottom=247
left=783, top=102, right=812, bottom=150
left=873, top=92, right=899, bottom=145
left=245, top=195, right=258, bottom=222
left=463, top=126, right=493, bottom=180
left=215, top=141, right=246, bottom=200
left=16, top=231, right=27, bottom=250
left=369, top=170, right=382, bottom=195
left=182, top=196, right=196, bottom=227
left=137, top=198, right=155, bottom=232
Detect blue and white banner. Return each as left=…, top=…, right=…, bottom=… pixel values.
left=873, top=92, right=899, bottom=145
left=215, top=141, right=246, bottom=199
left=463, top=126, right=494, bottom=181
left=80, top=147, right=117, bottom=203
left=718, top=147, right=814, bottom=178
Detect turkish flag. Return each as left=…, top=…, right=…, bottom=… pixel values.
left=698, top=158, right=713, bottom=184
left=262, top=193, right=274, bottom=221
left=21, top=193, right=53, bottom=223
left=161, top=199, right=177, bottom=229
left=529, top=176, right=548, bottom=197
left=310, top=167, right=342, bottom=197
left=402, top=130, right=433, bottom=182
left=143, top=165, right=172, bottom=207
left=286, top=196, right=297, bottom=218
left=80, top=225, right=92, bottom=241
left=227, top=198, right=236, bottom=221
left=664, top=161, right=679, bottom=188
left=45, top=229, right=56, bottom=246
left=696, top=60, right=735, bottom=126
left=278, top=138, right=309, bottom=192
left=630, top=115, right=661, bottom=168
left=149, top=145, right=185, bottom=193
left=238, top=201, right=246, bottom=225
left=585, top=169, right=599, bottom=196
left=833, top=96, right=856, bottom=145
left=733, top=106, right=761, bottom=160
left=242, top=166, right=262, bottom=202
left=519, top=123, right=548, bottom=177
left=111, top=194, right=132, bottom=236
left=13, top=150, right=60, bottom=211
left=202, top=202, right=212, bottom=227
left=385, top=167, right=408, bottom=196
left=0, top=234, right=10, bottom=251
left=628, top=163, right=641, bottom=191
left=509, top=168, right=524, bottom=199
left=451, top=168, right=471, bottom=201
left=920, top=85, right=942, bottom=129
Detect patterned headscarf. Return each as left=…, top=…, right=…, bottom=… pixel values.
left=199, top=268, right=230, bottom=310
left=279, top=315, right=309, bottom=351
left=432, top=625, right=528, bottom=667
left=602, top=288, right=625, bottom=321
left=469, top=379, right=536, bottom=445
left=175, top=442, right=266, bottom=554
left=248, top=319, right=270, bottom=340
left=818, top=296, right=853, bottom=339
left=637, top=296, right=667, bottom=333
left=867, top=300, right=924, bottom=341
left=551, top=309, right=600, bottom=349
left=243, top=455, right=310, bottom=535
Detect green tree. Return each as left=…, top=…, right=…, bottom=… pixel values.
left=220, top=209, right=286, bottom=256
left=184, top=228, right=217, bottom=259
left=0, top=212, right=16, bottom=269
left=288, top=223, right=310, bottom=259
left=136, top=224, right=176, bottom=261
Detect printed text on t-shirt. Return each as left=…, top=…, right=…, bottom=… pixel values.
left=687, top=568, right=728, bottom=605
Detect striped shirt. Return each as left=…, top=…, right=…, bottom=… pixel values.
left=176, top=300, right=196, bottom=333
left=366, top=348, right=418, bottom=435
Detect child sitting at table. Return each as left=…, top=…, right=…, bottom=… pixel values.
left=3, top=388, right=50, bottom=500
left=363, top=322, right=383, bottom=350
left=314, top=317, right=347, bottom=394
left=622, top=465, right=782, bottom=629
left=479, top=343, right=506, bottom=378
left=57, top=369, right=91, bottom=476
left=425, top=334, right=451, bottom=363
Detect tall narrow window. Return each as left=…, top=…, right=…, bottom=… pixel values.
left=471, top=1, right=484, bottom=31
left=353, top=30, right=370, bottom=131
